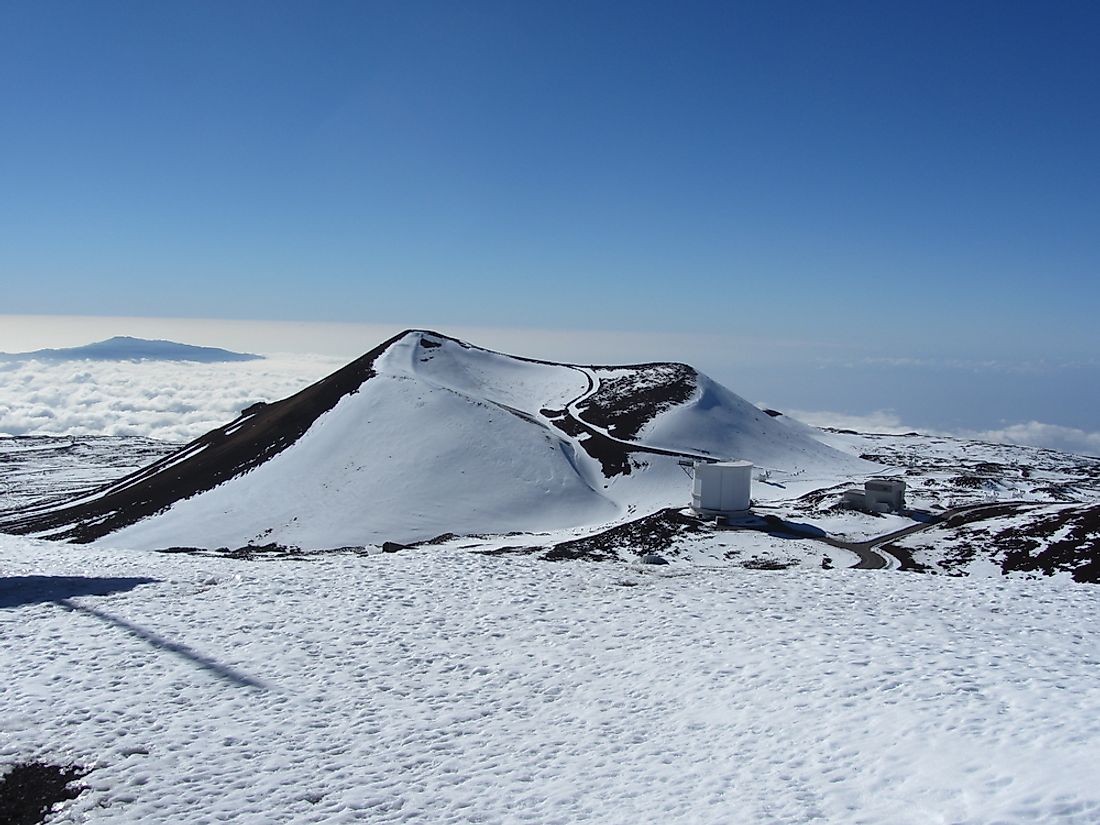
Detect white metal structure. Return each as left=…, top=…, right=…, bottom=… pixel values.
left=692, top=460, right=753, bottom=516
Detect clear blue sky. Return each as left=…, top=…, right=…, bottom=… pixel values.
left=2, top=1, right=1099, bottom=438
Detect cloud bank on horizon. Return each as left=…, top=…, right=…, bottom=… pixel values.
left=789, top=409, right=1100, bottom=459
left=0, top=354, right=342, bottom=443
left=1, top=341, right=1098, bottom=458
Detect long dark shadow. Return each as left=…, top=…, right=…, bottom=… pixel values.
left=0, top=575, right=159, bottom=609
left=55, top=598, right=268, bottom=691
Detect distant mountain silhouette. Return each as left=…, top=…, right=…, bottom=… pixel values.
left=0, top=336, right=262, bottom=363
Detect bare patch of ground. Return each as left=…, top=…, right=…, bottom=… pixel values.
left=541, top=508, right=709, bottom=562
left=0, top=762, right=87, bottom=825
left=575, top=363, right=697, bottom=440
left=998, top=504, right=1100, bottom=583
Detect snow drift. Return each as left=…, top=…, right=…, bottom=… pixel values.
left=0, top=330, right=870, bottom=549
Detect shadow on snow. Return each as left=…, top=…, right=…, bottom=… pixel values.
left=0, top=575, right=158, bottom=608
left=1, top=575, right=267, bottom=690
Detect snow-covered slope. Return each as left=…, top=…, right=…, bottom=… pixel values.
left=621, top=369, right=855, bottom=470
left=0, top=330, right=872, bottom=550
left=3, top=532, right=1099, bottom=824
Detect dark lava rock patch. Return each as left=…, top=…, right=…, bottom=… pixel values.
left=876, top=541, right=931, bottom=573
left=576, top=363, right=697, bottom=440
left=541, top=408, right=637, bottom=477
left=542, top=508, right=709, bottom=562
left=741, top=557, right=797, bottom=570
left=157, top=543, right=375, bottom=560
left=0, top=762, right=87, bottom=825
left=887, top=502, right=1099, bottom=582
left=998, top=504, right=1100, bottom=584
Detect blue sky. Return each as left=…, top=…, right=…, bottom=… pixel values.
left=1, top=1, right=1098, bottom=442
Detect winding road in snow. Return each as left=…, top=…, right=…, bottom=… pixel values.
left=557, top=368, right=906, bottom=571
left=825, top=501, right=1039, bottom=570
left=507, top=361, right=1034, bottom=574
left=559, top=366, right=721, bottom=464
left=823, top=527, right=920, bottom=570
left=725, top=502, right=1037, bottom=571
left=491, top=364, right=724, bottom=468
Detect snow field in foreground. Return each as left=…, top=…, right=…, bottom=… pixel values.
left=2, top=534, right=1099, bottom=824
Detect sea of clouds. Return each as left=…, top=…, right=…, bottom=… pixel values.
left=1, top=345, right=1098, bottom=458
left=0, top=355, right=344, bottom=442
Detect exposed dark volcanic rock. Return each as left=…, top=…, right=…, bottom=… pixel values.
left=0, top=331, right=405, bottom=542
left=741, top=557, right=797, bottom=570
left=998, top=504, right=1100, bottom=583
left=875, top=541, right=932, bottom=573
left=575, top=363, right=698, bottom=440
left=542, top=508, right=709, bottom=561
left=0, top=762, right=87, bottom=825
left=875, top=500, right=1100, bottom=582
left=541, top=407, right=636, bottom=477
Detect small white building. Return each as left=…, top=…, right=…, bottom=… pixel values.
left=842, top=478, right=906, bottom=513
left=692, top=460, right=753, bottom=516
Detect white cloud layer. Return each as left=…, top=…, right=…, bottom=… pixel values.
left=0, top=331, right=1096, bottom=459
left=787, top=409, right=1100, bottom=458
left=2, top=352, right=1100, bottom=462
left=0, top=355, right=344, bottom=442
left=785, top=409, right=915, bottom=435
left=963, top=421, right=1100, bottom=458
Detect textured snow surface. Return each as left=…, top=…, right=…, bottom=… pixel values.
left=0, top=436, right=176, bottom=511
left=3, top=534, right=1098, bottom=824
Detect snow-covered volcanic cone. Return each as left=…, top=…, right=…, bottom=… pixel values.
left=0, top=330, right=869, bottom=549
